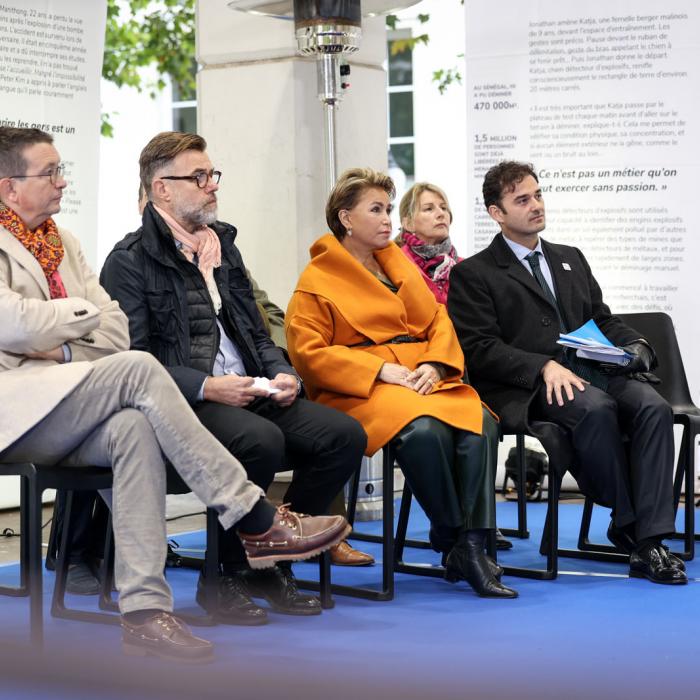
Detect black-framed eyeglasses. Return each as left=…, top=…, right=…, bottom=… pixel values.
left=9, top=164, right=65, bottom=186
left=160, top=169, right=222, bottom=189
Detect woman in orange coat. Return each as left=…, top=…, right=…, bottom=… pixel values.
left=286, top=168, right=517, bottom=599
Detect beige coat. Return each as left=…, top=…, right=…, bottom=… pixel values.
left=0, top=225, right=129, bottom=452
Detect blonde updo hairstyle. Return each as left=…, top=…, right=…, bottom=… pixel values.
left=326, top=167, right=396, bottom=241
left=398, top=182, right=453, bottom=236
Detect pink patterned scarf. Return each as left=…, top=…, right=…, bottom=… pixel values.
left=154, top=204, right=222, bottom=313
left=398, top=230, right=462, bottom=305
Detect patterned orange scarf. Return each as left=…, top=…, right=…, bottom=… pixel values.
left=0, top=204, right=67, bottom=299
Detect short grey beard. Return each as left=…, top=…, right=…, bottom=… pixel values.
left=171, top=200, right=218, bottom=230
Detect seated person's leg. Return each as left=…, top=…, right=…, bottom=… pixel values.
left=252, top=398, right=366, bottom=516
left=533, top=381, right=635, bottom=528
left=49, top=490, right=105, bottom=595
left=535, top=377, right=685, bottom=584
left=4, top=352, right=349, bottom=656
left=481, top=408, right=512, bottom=550
left=605, top=376, right=685, bottom=582
left=194, top=400, right=325, bottom=618
left=273, top=400, right=374, bottom=566
left=606, top=375, right=676, bottom=542
left=393, top=416, right=462, bottom=549
left=392, top=416, right=517, bottom=598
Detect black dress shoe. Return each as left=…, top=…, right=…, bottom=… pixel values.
left=122, top=611, right=213, bottom=662
left=606, top=521, right=636, bottom=554
left=608, top=522, right=686, bottom=571
left=629, top=544, right=688, bottom=585
left=445, top=531, right=518, bottom=599
left=66, top=562, right=101, bottom=596
left=495, top=529, right=513, bottom=550
left=196, top=571, right=268, bottom=626
left=660, top=544, right=686, bottom=572
left=242, top=563, right=322, bottom=615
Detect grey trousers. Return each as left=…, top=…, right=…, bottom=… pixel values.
left=1, top=351, right=264, bottom=614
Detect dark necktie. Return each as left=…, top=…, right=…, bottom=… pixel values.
left=525, top=252, right=564, bottom=331
left=525, top=251, right=607, bottom=390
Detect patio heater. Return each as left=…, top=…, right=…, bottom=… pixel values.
left=228, top=0, right=419, bottom=191
left=227, top=0, right=420, bottom=519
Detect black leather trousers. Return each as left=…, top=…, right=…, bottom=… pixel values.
left=392, top=410, right=497, bottom=535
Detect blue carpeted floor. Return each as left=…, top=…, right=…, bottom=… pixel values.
left=0, top=500, right=698, bottom=700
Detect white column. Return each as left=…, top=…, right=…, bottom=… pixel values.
left=196, top=4, right=389, bottom=307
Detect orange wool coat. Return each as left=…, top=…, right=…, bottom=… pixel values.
left=286, top=234, right=484, bottom=455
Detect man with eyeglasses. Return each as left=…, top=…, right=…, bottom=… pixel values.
left=101, top=131, right=367, bottom=625
left=0, top=126, right=350, bottom=660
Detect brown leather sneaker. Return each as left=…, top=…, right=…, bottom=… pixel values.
left=122, top=612, right=214, bottom=662
left=330, top=540, right=375, bottom=567
left=238, top=504, right=350, bottom=570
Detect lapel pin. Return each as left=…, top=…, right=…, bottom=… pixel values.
left=562, top=263, right=571, bottom=271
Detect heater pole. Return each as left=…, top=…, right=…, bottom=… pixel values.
left=323, top=99, right=337, bottom=190
left=317, top=52, right=342, bottom=189
left=295, top=1, right=362, bottom=193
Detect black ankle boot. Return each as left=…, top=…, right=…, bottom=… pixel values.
left=431, top=525, right=503, bottom=579
left=445, top=530, right=518, bottom=598
left=440, top=550, right=503, bottom=580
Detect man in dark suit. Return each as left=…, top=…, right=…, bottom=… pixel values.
left=447, top=160, right=686, bottom=585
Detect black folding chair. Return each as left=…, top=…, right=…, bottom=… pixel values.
left=496, top=421, right=571, bottom=580
left=297, top=444, right=396, bottom=602
left=575, top=311, right=699, bottom=562
left=0, top=462, right=116, bottom=647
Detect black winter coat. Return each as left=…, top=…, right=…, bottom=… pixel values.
left=447, top=233, right=644, bottom=432
left=100, top=203, right=295, bottom=404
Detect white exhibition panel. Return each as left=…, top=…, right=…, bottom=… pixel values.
left=464, top=1, right=699, bottom=407
left=0, top=0, right=106, bottom=508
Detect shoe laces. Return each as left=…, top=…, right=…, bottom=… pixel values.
left=277, top=564, right=300, bottom=594
left=221, top=574, right=248, bottom=596
left=152, top=612, right=185, bottom=635
left=277, top=504, right=305, bottom=532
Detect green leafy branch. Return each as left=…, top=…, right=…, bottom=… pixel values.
left=102, top=0, right=195, bottom=136
left=386, top=10, right=463, bottom=94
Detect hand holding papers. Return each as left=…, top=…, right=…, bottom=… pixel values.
left=557, top=319, right=634, bottom=366
left=251, top=376, right=280, bottom=395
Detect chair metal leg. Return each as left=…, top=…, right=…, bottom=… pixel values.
left=668, top=425, right=698, bottom=559
left=19, top=475, right=30, bottom=594
left=300, top=445, right=395, bottom=601
left=200, top=508, right=219, bottom=614
left=394, top=483, right=412, bottom=564
left=98, top=515, right=118, bottom=613
left=502, top=466, right=559, bottom=580
left=51, top=491, right=120, bottom=627
left=0, top=476, right=31, bottom=598
left=50, top=490, right=72, bottom=617
left=500, top=434, right=530, bottom=539
left=393, top=482, right=445, bottom=579
left=578, top=498, right=592, bottom=545
left=28, top=475, right=44, bottom=648
left=681, top=428, right=696, bottom=558
left=345, top=466, right=361, bottom=527
left=318, top=551, right=333, bottom=609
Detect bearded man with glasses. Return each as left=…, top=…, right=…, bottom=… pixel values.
left=101, top=131, right=367, bottom=626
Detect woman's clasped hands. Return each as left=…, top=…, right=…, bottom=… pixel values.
left=378, top=362, right=443, bottom=395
